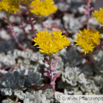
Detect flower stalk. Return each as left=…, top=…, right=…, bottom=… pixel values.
left=7, top=13, right=26, bottom=50
left=84, top=0, right=93, bottom=29
left=19, top=12, right=27, bottom=39
left=49, top=54, right=55, bottom=101
left=26, top=2, right=36, bottom=37
left=8, top=24, right=26, bottom=50
left=44, top=54, right=60, bottom=103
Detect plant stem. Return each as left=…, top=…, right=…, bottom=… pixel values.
left=49, top=54, right=55, bottom=103
left=9, top=24, right=26, bottom=50
left=86, top=0, right=92, bottom=29
left=15, top=97, right=19, bottom=103
left=20, top=13, right=27, bottom=39
left=26, top=3, right=36, bottom=37
left=7, top=13, right=26, bottom=50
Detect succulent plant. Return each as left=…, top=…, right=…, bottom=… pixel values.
left=62, top=66, right=80, bottom=86
left=94, top=75, right=103, bottom=86
left=61, top=47, right=82, bottom=66
left=0, top=53, right=15, bottom=66
left=12, top=49, right=44, bottom=73
left=53, top=57, right=64, bottom=74
left=55, top=91, right=64, bottom=103
left=24, top=92, right=39, bottom=103
left=94, top=56, right=103, bottom=74
left=2, top=99, right=14, bottom=103
left=13, top=49, right=43, bottom=62
left=79, top=64, right=94, bottom=77
left=14, top=90, right=40, bottom=103
left=64, top=86, right=83, bottom=95
left=0, top=71, right=25, bottom=96
left=0, top=70, right=43, bottom=96
left=43, top=88, right=53, bottom=99
left=64, top=86, right=75, bottom=95
left=0, top=39, right=15, bottom=53
left=93, top=50, right=103, bottom=61
left=63, top=14, right=82, bottom=33
left=35, top=90, right=51, bottom=103
left=1, top=88, right=12, bottom=96
left=80, top=80, right=95, bottom=93
left=0, top=71, right=19, bottom=89
left=25, top=71, right=43, bottom=87
left=0, top=1, right=101, bottom=102
left=14, top=90, right=26, bottom=100
left=78, top=73, right=87, bottom=84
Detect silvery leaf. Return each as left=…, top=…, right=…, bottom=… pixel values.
left=78, top=73, right=87, bottom=84
left=80, top=80, right=95, bottom=92
left=25, top=92, right=39, bottom=103
left=14, top=90, right=26, bottom=100
left=43, top=88, right=53, bottom=99
left=66, top=47, right=82, bottom=66
left=1, top=88, right=12, bottom=96
left=64, top=86, right=75, bottom=95
left=2, top=99, right=14, bottom=103
left=62, top=66, right=80, bottom=86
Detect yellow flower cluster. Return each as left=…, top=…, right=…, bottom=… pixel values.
left=75, top=29, right=101, bottom=54
left=32, top=30, right=71, bottom=54
left=0, top=0, right=20, bottom=13
left=30, top=0, right=57, bottom=16
left=0, top=0, right=57, bottom=15
left=92, top=8, right=103, bottom=24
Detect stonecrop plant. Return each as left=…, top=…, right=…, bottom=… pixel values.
left=1, top=0, right=103, bottom=102
left=32, top=30, right=71, bottom=102
left=74, top=0, right=102, bottom=55
left=75, top=29, right=102, bottom=54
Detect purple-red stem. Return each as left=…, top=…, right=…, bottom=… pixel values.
left=6, top=13, right=26, bottom=50
left=28, top=12, right=34, bottom=32
left=9, top=24, right=26, bottom=50
left=86, top=0, right=92, bottom=29
left=44, top=55, right=60, bottom=102
left=26, top=5, right=36, bottom=37
left=20, top=14, right=27, bottom=39
left=86, top=5, right=90, bottom=29
left=49, top=54, right=55, bottom=101
left=49, top=54, right=56, bottom=103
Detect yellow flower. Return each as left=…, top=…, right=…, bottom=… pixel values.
left=30, top=0, right=57, bottom=16
left=32, top=30, right=71, bottom=54
left=75, top=29, right=101, bottom=54
left=0, top=0, right=20, bottom=13
left=92, top=8, right=103, bottom=24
